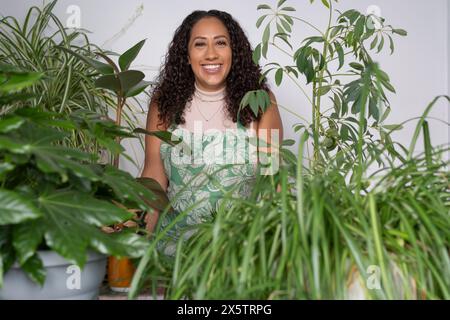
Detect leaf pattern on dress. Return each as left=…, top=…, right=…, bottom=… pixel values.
left=158, top=125, right=257, bottom=256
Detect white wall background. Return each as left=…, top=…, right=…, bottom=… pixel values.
left=2, top=0, right=449, bottom=176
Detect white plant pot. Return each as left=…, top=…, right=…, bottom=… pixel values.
left=0, top=250, right=107, bottom=300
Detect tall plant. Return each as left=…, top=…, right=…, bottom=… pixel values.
left=247, top=0, right=407, bottom=172
left=59, top=40, right=152, bottom=168
left=128, top=0, right=449, bottom=300
left=0, top=63, right=156, bottom=287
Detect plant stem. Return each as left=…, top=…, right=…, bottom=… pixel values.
left=113, top=94, right=126, bottom=168
left=312, top=2, right=333, bottom=165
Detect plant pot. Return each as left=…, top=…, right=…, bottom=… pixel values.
left=107, top=256, right=135, bottom=292
left=0, top=250, right=107, bottom=300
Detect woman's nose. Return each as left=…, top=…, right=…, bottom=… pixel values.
left=205, top=44, right=218, bottom=59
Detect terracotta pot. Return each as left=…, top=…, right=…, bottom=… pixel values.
left=107, top=256, right=135, bottom=292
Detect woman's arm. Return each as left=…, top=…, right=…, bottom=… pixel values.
left=141, top=99, right=169, bottom=233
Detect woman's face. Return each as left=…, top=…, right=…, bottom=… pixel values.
left=188, top=17, right=232, bottom=92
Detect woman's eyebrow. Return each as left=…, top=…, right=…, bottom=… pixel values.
left=192, top=35, right=229, bottom=41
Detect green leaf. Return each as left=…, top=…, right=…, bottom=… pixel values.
left=349, top=62, right=364, bottom=71
left=133, top=128, right=182, bottom=147
left=39, top=191, right=133, bottom=227
left=262, top=42, right=269, bottom=59
left=95, top=75, right=121, bottom=93
left=0, top=189, right=41, bottom=225
left=256, top=15, right=268, bottom=28
left=277, top=0, right=287, bottom=8
left=392, top=29, right=407, bottom=36
left=101, top=165, right=155, bottom=211
left=321, top=0, right=330, bottom=8
left=0, top=72, right=43, bottom=93
left=0, top=116, right=25, bottom=133
left=119, top=39, right=146, bottom=72
left=280, top=18, right=292, bottom=33
left=377, top=36, right=385, bottom=53
left=252, top=44, right=262, bottom=65
left=281, top=14, right=294, bottom=25
left=369, top=97, right=380, bottom=121
left=275, top=68, right=284, bottom=86
left=388, top=35, right=395, bottom=54
left=316, top=85, right=331, bottom=96
left=117, top=69, right=147, bottom=97
left=12, top=220, right=45, bottom=265
left=354, top=16, right=365, bottom=40
left=262, top=24, right=271, bottom=44
left=370, top=35, right=379, bottom=50
left=20, top=253, right=46, bottom=286
left=125, top=80, right=152, bottom=98
left=281, top=7, right=296, bottom=12
left=39, top=191, right=136, bottom=267
left=334, top=42, right=344, bottom=70
left=136, top=177, right=170, bottom=212
left=257, top=4, right=271, bottom=10
left=383, top=124, right=403, bottom=131
left=380, top=106, right=391, bottom=122
left=56, top=46, right=114, bottom=75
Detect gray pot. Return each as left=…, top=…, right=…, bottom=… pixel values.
left=0, top=250, right=107, bottom=300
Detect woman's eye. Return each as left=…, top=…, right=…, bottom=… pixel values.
left=217, top=41, right=227, bottom=46
left=195, top=42, right=206, bottom=47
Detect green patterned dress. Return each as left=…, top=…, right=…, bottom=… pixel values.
left=157, top=124, right=257, bottom=256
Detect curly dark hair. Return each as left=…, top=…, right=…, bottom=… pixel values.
left=152, top=9, right=269, bottom=128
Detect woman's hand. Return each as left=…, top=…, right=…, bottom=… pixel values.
left=144, top=208, right=160, bottom=235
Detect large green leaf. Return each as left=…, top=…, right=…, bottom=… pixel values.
left=125, top=80, right=152, bottom=98
left=97, top=231, right=148, bottom=259
left=39, top=191, right=133, bottom=227
left=101, top=165, right=155, bottom=211
left=19, top=253, right=46, bottom=286
left=1, top=124, right=99, bottom=180
left=0, top=116, right=25, bottom=133
left=12, top=219, right=46, bottom=265
left=0, top=72, right=43, bottom=93
left=136, top=177, right=170, bottom=212
left=118, top=70, right=145, bottom=95
left=95, top=75, right=121, bottom=93
left=39, top=191, right=134, bottom=267
left=0, top=189, right=41, bottom=225
left=119, top=39, right=146, bottom=72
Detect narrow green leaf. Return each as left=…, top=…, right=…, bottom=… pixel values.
left=253, top=44, right=262, bottom=65
left=257, top=4, right=271, bottom=10
left=256, top=15, right=268, bottom=28
left=275, top=68, right=283, bottom=86
left=392, top=29, right=407, bottom=36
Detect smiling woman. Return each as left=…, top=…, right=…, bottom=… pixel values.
left=141, top=9, right=283, bottom=255
left=187, top=17, right=232, bottom=92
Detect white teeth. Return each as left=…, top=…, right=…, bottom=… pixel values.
left=203, top=64, right=221, bottom=70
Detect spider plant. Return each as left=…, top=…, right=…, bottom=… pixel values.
left=0, top=0, right=144, bottom=157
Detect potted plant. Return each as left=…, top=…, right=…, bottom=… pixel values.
left=0, top=0, right=132, bottom=155
left=0, top=63, right=156, bottom=299
left=128, top=0, right=449, bottom=300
